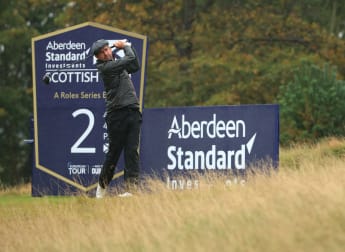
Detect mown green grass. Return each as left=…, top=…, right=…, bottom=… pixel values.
left=0, top=138, right=344, bottom=252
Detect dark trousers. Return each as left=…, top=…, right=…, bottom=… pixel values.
left=99, top=107, right=142, bottom=188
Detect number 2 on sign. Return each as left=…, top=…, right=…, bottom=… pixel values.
left=71, top=108, right=96, bottom=154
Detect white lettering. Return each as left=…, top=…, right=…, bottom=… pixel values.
left=103, top=132, right=108, bottom=140
left=92, top=168, right=101, bottom=175
left=166, top=176, right=199, bottom=190
left=45, top=51, right=88, bottom=62
left=68, top=167, right=86, bottom=175
left=46, top=40, right=86, bottom=50
left=167, top=144, right=247, bottom=170
left=191, top=121, right=200, bottom=138
left=205, top=145, right=216, bottom=169
left=207, top=114, right=216, bottom=138
left=168, top=113, right=246, bottom=139
left=182, top=115, right=191, bottom=139
left=49, top=71, right=99, bottom=84
left=168, top=116, right=181, bottom=139
left=235, top=144, right=245, bottom=169
left=167, top=146, right=177, bottom=170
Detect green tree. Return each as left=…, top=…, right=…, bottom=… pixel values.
left=47, top=0, right=345, bottom=106
left=278, top=61, right=345, bottom=144
left=0, top=0, right=66, bottom=185
left=0, top=1, right=33, bottom=185
left=0, top=88, right=32, bottom=184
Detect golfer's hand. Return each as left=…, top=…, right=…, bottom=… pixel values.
left=114, top=39, right=129, bottom=49
left=114, top=39, right=131, bottom=48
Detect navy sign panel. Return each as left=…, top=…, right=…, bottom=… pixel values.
left=32, top=22, right=148, bottom=195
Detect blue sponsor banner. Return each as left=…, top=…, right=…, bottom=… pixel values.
left=140, top=105, right=279, bottom=188
left=32, top=22, right=148, bottom=195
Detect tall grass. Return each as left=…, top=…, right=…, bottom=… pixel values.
left=1, top=138, right=345, bottom=252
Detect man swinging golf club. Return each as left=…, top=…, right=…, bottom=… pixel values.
left=91, top=39, right=141, bottom=198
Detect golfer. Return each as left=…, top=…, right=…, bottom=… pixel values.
left=91, top=39, right=141, bottom=198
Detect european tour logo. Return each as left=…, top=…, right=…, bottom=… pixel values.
left=166, top=114, right=257, bottom=170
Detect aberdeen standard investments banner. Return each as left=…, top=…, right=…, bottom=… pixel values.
left=140, top=105, right=279, bottom=189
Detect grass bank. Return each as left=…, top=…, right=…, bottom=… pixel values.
left=1, top=138, right=344, bottom=252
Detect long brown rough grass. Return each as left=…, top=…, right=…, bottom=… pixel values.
left=0, top=138, right=345, bottom=252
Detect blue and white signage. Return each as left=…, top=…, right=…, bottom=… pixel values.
left=31, top=23, right=279, bottom=196
left=140, top=105, right=279, bottom=188
left=31, top=22, right=148, bottom=195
